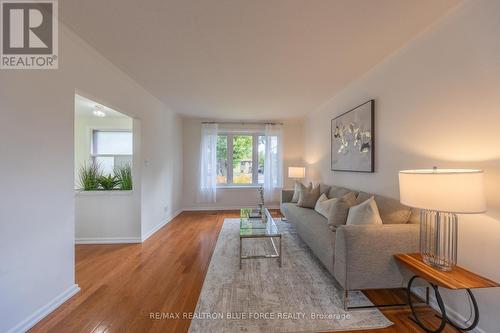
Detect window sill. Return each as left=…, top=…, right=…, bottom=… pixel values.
left=217, top=185, right=262, bottom=189
left=217, top=186, right=284, bottom=190
left=75, top=190, right=133, bottom=196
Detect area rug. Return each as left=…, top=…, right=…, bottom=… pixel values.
left=188, top=218, right=393, bottom=332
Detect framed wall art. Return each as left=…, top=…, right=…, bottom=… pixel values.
left=331, top=100, right=374, bottom=172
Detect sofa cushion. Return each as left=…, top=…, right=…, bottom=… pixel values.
left=357, top=191, right=411, bottom=224
left=314, top=193, right=331, bottom=218
left=280, top=202, right=297, bottom=221
left=297, top=184, right=321, bottom=208
left=291, top=181, right=312, bottom=203
left=327, top=192, right=358, bottom=229
left=319, top=183, right=331, bottom=196
left=284, top=205, right=336, bottom=274
left=347, top=196, right=383, bottom=225
left=328, top=185, right=358, bottom=199
left=408, top=208, right=421, bottom=224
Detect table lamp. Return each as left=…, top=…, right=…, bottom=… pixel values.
left=288, top=167, right=305, bottom=181
left=399, top=168, right=486, bottom=271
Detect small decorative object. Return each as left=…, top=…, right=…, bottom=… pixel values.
left=331, top=100, right=374, bottom=172
left=248, top=209, right=261, bottom=218
left=399, top=168, right=486, bottom=271
left=257, top=186, right=266, bottom=221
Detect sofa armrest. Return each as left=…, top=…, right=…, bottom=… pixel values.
left=281, top=189, right=294, bottom=204
left=334, top=223, right=419, bottom=290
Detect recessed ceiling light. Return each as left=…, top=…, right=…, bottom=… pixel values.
left=93, top=105, right=106, bottom=117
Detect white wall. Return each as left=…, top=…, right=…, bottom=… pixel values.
left=140, top=107, right=184, bottom=240
left=75, top=192, right=140, bottom=243
left=0, top=23, right=183, bottom=333
left=182, top=117, right=304, bottom=210
left=304, top=1, right=500, bottom=331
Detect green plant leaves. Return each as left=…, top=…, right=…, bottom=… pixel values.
left=78, top=162, right=100, bottom=191
left=97, top=174, right=120, bottom=190
left=78, top=162, right=132, bottom=191
left=114, top=164, right=132, bottom=190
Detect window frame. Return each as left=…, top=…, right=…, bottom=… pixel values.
left=216, top=132, right=265, bottom=188
left=90, top=129, right=133, bottom=172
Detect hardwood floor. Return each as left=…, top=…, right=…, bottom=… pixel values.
left=30, top=211, right=454, bottom=333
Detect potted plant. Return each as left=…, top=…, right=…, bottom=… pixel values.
left=114, top=164, right=132, bottom=190
left=78, top=162, right=101, bottom=191
left=97, top=174, right=120, bottom=190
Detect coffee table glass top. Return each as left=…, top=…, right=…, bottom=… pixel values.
left=240, top=208, right=279, bottom=237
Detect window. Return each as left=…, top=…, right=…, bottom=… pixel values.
left=216, top=135, right=228, bottom=184
left=216, top=133, right=276, bottom=186
left=232, top=135, right=253, bottom=184
left=92, top=130, right=132, bottom=175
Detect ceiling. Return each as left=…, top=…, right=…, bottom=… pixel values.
left=75, top=94, right=130, bottom=118
left=61, top=0, right=460, bottom=120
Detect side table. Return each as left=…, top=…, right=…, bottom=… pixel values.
left=394, top=253, right=499, bottom=333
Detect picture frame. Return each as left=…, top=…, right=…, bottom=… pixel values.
left=331, top=100, right=375, bottom=173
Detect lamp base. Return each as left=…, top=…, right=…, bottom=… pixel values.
left=420, top=210, right=458, bottom=271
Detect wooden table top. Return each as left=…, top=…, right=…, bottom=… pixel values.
left=394, top=253, right=500, bottom=290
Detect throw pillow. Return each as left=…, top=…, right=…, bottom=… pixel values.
left=326, top=192, right=358, bottom=228
left=328, top=185, right=356, bottom=199
left=314, top=193, right=331, bottom=218
left=346, top=196, right=383, bottom=225
left=291, top=181, right=312, bottom=203
left=297, top=184, right=321, bottom=208
left=319, top=183, right=331, bottom=196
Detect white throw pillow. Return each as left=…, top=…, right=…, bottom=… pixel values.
left=346, top=196, right=383, bottom=225
left=314, top=193, right=332, bottom=218
left=291, top=181, right=312, bottom=203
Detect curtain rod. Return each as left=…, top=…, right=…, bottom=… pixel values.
left=202, top=121, right=283, bottom=125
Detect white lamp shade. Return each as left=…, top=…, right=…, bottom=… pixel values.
left=399, top=169, right=486, bottom=214
left=288, top=167, right=305, bottom=179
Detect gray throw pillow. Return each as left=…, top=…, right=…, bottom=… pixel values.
left=291, top=181, right=312, bottom=203
left=346, top=196, right=383, bottom=225
left=356, top=191, right=373, bottom=204
left=319, top=183, right=331, bottom=196
left=297, top=184, right=321, bottom=208
left=327, top=192, right=358, bottom=228
left=328, top=185, right=357, bottom=199
left=356, top=191, right=411, bottom=224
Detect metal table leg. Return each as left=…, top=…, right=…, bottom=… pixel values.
left=438, top=289, right=479, bottom=331
left=407, top=275, right=447, bottom=333
left=407, top=275, right=480, bottom=333
left=279, top=235, right=282, bottom=267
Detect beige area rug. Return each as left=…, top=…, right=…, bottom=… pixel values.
left=188, top=218, right=393, bottom=332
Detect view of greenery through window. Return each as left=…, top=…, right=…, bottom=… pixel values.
left=216, top=134, right=268, bottom=185
left=216, top=135, right=228, bottom=184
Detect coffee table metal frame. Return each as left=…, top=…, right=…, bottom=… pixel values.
left=239, top=208, right=282, bottom=269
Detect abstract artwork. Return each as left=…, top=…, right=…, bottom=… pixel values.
left=331, top=100, right=374, bottom=172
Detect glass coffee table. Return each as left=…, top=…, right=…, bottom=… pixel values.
left=239, top=207, right=282, bottom=269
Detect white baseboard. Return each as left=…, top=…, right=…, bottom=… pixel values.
left=75, top=237, right=141, bottom=244
left=7, top=284, right=80, bottom=333
left=413, top=287, right=485, bottom=333
left=183, top=204, right=280, bottom=211
left=141, top=209, right=183, bottom=242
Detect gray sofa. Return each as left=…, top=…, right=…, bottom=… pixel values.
left=280, top=185, right=420, bottom=309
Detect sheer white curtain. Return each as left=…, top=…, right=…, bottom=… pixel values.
left=197, top=123, right=218, bottom=203
left=263, top=124, right=283, bottom=202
